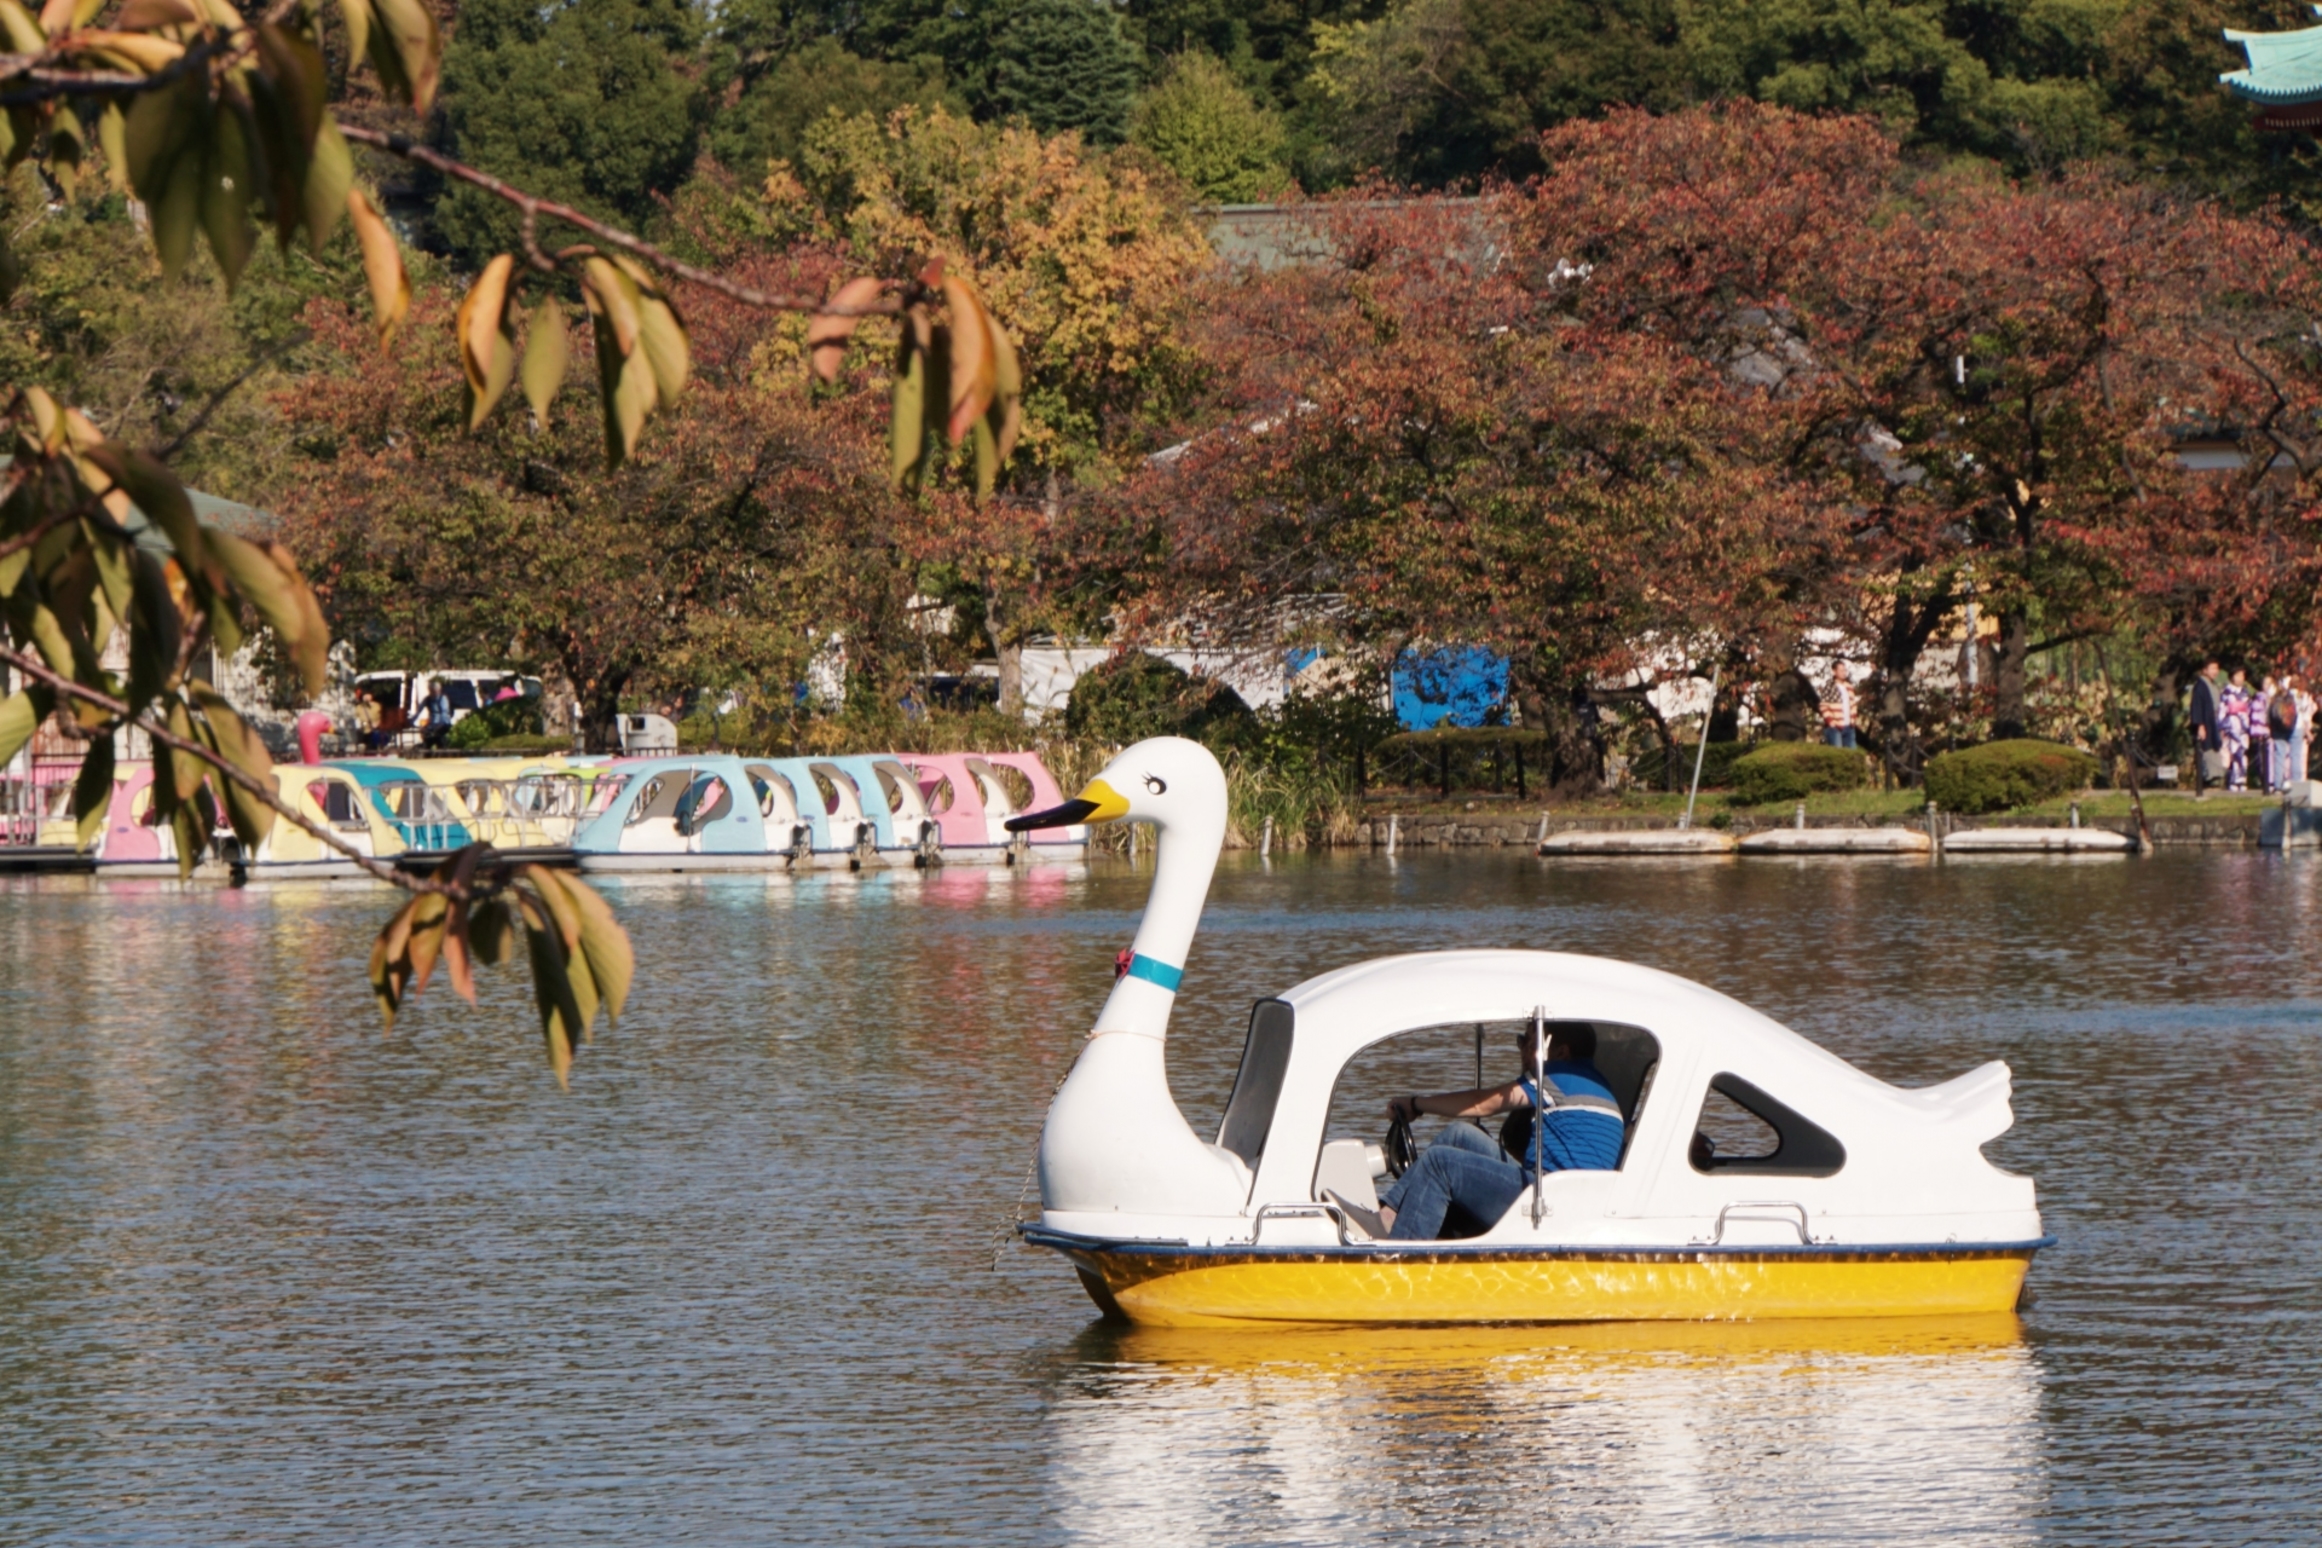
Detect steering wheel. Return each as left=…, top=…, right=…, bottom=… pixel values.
left=1383, top=1113, right=1417, bottom=1180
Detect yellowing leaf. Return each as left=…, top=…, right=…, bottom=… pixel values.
left=346, top=188, right=408, bottom=345
left=0, top=686, right=53, bottom=767
left=299, top=115, right=353, bottom=256
left=456, top=254, right=516, bottom=430
left=941, top=274, right=995, bottom=444
left=521, top=296, right=566, bottom=421
left=365, top=0, right=439, bottom=113
left=808, top=276, right=885, bottom=383
left=581, top=256, right=642, bottom=359
left=891, top=329, right=927, bottom=493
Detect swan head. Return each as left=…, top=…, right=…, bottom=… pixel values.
left=1006, top=736, right=1227, bottom=835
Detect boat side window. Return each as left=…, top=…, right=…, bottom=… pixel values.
left=626, top=775, right=674, bottom=825
left=921, top=773, right=956, bottom=815
left=1689, top=1074, right=1846, bottom=1177
left=1217, top=1000, right=1295, bottom=1168
left=1320, top=1019, right=1663, bottom=1177
left=808, top=765, right=861, bottom=818
left=983, top=763, right=1035, bottom=813
left=874, top=761, right=920, bottom=816
left=744, top=765, right=797, bottom=821
left=307, top=780, right=364, bottom=828
left=675, top=775, right=734, bottom=834
left=585, top=775, right=628, bottom=818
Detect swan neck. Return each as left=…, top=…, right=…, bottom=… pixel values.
left=1095, top=811, right=1222, bottom=1039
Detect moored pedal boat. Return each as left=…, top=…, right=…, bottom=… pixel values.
left=1007, top=738, right=2048, bottom=1327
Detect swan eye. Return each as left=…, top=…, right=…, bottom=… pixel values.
left=1142, top=775, right=1167, bottom=795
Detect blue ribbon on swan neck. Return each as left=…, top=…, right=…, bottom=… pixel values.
left=1124, top=953, right=1184, bottom=992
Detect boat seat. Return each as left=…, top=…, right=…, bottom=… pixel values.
left=1314, top=1137, right=1383, bottom=1212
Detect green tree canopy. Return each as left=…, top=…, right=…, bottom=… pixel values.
left=437, top=0, right=707, bottom=266
left=1129, top=50, right=1292, bottom=200
left=981, top=0, right=1144, bottom=143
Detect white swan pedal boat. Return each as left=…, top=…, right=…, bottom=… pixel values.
left=1004, top=738, right=2050, bottom=1328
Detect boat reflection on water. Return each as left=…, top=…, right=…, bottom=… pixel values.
left=1042, top=1314, right=2044, bottom=1546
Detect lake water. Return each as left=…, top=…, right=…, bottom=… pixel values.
left=1, top=852, right=2317, bottom=1545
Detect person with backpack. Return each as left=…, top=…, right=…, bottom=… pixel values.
left=2268, top=673, right=2302, bottom=792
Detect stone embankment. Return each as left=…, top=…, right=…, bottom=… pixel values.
left=1354, top=812, right=2264, bottom=849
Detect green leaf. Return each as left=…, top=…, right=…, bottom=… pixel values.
left=0, top=685, right=53, bottom=767
left=300, top=119, right=352, bottom=256
left=87, top=526, right=132, bottom=626
left=189, top=682, right=277, bottom=845
left=164, top=694, right=205, bottom=802
left=125, top=550, right=178, bottom=709
left=521, top=296, right=567, bottom=422
left=96, top=104, right=126, bottom=196
left=559, top=872, right=632, bottom=1020
left=0, top=1, right=45, bottom=55
left=366, top=0, right=440, bottom=113
left=122, top=73, right=200, bottom=204
left=205, top=530, right=328, bottom=694
left=151, top=141, right=204, bottom=282
left=335, top=0, right=369, bottom=71
left=890, top=334, right=927, bottom=493
left=518, top=894, right=584, bottom=1086
left=71, top=733, right=114, bottom=851
left=198, top=108, right=255, bottom=288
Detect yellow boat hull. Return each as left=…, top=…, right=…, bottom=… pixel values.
left=1049, top=1242, right=2037, bottom=1329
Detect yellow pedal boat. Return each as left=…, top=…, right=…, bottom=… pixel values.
left=1006, top=738, right=2049, bottom=1329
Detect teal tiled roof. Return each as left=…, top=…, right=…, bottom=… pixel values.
left=2222, top=14, right=2322, bottom=106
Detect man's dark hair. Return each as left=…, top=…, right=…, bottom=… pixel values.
left=1544, top=1021, right=1597, bottom=1061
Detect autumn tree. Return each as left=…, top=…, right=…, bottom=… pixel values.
left=1517, top=104, right=2322, bottom=774
left=1130, top=192, right=1847, bottom=792
left=769, top=105, right=1208, bottom=712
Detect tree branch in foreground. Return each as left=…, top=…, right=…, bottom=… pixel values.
left=338, top=126, right=906, bottom=319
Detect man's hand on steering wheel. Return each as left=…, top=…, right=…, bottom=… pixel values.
left=1386, top=1094, right=1424, bottom=1123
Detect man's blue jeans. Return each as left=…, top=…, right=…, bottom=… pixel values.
left=1382, top=1122, right=1527, bottom=1240
left=1824, top=726, right=1857, bottom=749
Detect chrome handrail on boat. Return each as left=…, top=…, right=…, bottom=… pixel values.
left=1253, top=1201, right=1357, bottom=1247
left=1696, top=1201, right=1817, bottom=1246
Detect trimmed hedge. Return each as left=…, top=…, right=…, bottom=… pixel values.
left=480, top=734, right=572, bottom=754
left=1728, top=743, right=1869, bottom=804
left=1924, top=738, right=2098, bottom=814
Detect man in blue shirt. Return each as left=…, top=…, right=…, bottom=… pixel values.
left=1374, top=1022, right=1624, bottom=1241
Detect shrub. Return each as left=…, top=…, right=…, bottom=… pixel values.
left=1924, top=738, right=2097, bottom=814
left=445, top=712, right=492, bottom=750
left=480, top=734, right=572, bottom=754
left=1064, top=651, right=1258, bottom=748
left=1728, top=743, right=1869, bottom=804
left=1630, top=739, right=1750, bottom=790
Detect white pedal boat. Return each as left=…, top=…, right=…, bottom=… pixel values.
left=1006, top=738, right=2050, bottom=1328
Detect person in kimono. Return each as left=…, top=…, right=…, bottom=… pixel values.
left=2221, top=669, right=2255, bottom=792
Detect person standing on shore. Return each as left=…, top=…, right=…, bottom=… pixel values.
left=2254, top=675, right=2280, bottom=792
left=2189, top=660, right=2223, bottom=798
left=2297, top=676, right=2317, bottom=788
left=2268, top=673, right=2302, bottom=792
left=1821, top=663, right=1858, bottom=750
left=2221, top=669, right=2255, bottom=792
